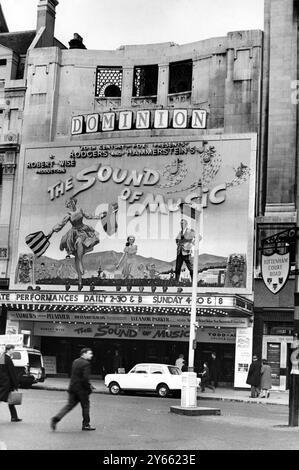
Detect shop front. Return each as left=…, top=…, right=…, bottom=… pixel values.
left=3, top=119, right=257, bottom=390
left=253, top=279, right=295, bottom=390
left=2, top=290, right=253, bottom=386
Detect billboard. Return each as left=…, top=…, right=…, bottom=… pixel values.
left=12, top=135, right=256, bottom=293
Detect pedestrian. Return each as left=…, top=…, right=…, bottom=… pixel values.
left=50, top=347, right=96, bottom=431
left=209, top=352, right=218, bottom=388
left=246, top=354, right=261, bottom=398
left=260, top=359, right=272, bottom=398
left=199, top=362, right=215, bottom=392
left=175, top=354, right=185, bottom=371
left=0, top=344, right=22, bottom=422
left=112, top=350, right=122, bottom=373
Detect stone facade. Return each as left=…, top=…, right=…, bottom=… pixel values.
left=0, top=1, right=263, bottom=382
left=21, top=30, right=262, bottom=145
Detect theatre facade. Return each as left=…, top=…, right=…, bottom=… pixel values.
left=0, top=12, right=262, bottom=386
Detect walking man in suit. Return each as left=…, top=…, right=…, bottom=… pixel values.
left=0, top=344, right=22, bottom=422
left=175, top=218, right=198, bottom=283
left=51, top=347, right=96, bottom=431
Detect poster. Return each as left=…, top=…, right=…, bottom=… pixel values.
left=234, top=327, right=253, bottom=388
left=13, top=136, right=255, bottom=294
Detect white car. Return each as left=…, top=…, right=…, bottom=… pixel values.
left=104, top=363, right=199, bottom=398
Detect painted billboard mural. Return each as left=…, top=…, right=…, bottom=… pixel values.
left=12, top=135, right=256, bottom=293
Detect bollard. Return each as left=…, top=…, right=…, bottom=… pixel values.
left=181, top=372, right=197, bottom=407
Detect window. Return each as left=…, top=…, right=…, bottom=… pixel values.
left=28, top=353, right=42, bottom=368
left=95, top=67, right=122, bottom=97
left=133, top=365, right=149, bottom=374
left=150, top=365, right=164, bottom=374
left=168, top=366, right=181, bottom=375
left=11, top=352, right=21, bottom=360
left=169, top=60, right=192, bottom=94
left=133, top=65, right=158, bottom=97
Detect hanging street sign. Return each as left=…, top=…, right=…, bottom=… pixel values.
left=261, top=228, right=296, bottom=294
left=261, top=250, right=290, bottom=294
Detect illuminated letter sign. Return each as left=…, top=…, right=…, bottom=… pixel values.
left=119, top=111, right=133, bottom=130
left=102, top=112, right=115, bottom=131
left=86, top=114, right=100, bottom=133
left=136, top=110, right=150, bottom=129
left=191, top=109, right=207, bottom=129
left=71, top=116, right=84, bottom=135
left=70, top=108, right=207, bottom=135
left=173, top=109, right=188, bottom=128
left=154, top=110, right=169, bottom=129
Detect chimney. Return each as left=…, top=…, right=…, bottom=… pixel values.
left=36, top=0, right=59, bottom=46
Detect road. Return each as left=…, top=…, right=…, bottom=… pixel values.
left=0, top=388, right=298, bottom=451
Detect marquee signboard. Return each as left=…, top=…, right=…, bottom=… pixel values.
left=32, top=322, right=236, bottom=343
left=71, top=108, right=207, bottom=135
left=12, top=134, right=256, bottom=294
left=0, top=291, right=239, bottom=307
left=7, top=310, right=249, bottom=328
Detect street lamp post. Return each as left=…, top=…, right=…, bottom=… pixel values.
left=181, top=181, right=202, bottom=408
left=289, top=224, right=299, bottom=426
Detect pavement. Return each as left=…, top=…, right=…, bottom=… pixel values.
left=32, top=377, right=290, bottom=406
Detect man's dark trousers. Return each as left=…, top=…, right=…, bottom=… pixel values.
left=54, top=389, right=90, bottom=427
left=175, top=253, right=193, bottom=282
left=9, top=404, right=18, bottom=419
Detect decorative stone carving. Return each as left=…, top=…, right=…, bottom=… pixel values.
left=0, top=247, right=8, bottom=259
left=131, top=96, right=157, bottom=107
left=167, top=91, right=191, bottom=106
left=224, top=254, right=247, bottom=288
left=95, top=97, right=121, bottom=110
left=4, top=132, right=19, bottom=143
left=15, top=253, right=34, bottom=284
left=2, top=163, right=16, bottom=175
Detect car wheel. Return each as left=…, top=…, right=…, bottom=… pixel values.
left=109, top=382, right=121, bottom=395
left=157, top=383, right=169, bottom=398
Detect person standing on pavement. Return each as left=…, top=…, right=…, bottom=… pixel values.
left=175, top=354, right=185, bottom=371
left=0, top=344, right=22, bottom=422
left=246, top=354, right=261, bottom=398
left=199, top=362, right=215, bottom=392
left=260, top=359, right=272, bottom=398
left=51, top=347, right=96, bottom=431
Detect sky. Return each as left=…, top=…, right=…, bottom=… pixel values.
left=0, top=0, right=264, bottom=50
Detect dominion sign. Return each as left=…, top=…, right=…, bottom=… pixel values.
left=12, top=134, right=256, bottom=294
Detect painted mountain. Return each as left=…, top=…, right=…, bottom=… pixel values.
left=33, top=251, right=227, bottom=283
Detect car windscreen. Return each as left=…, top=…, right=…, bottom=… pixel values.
left=28, top=353, right=42, bottom=368
left=11, top=352, right=22, bottom=360
left=168, top=366, right=181, bottom=375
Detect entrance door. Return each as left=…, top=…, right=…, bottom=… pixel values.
left=195, top=344, right=235, bottom=385
left=262, top=335, right=294, bottom=390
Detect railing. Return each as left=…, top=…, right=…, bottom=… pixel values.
left=167, top=91, right=191, bottom=106
left=94, top=97, right=121, bottom=110
left=131, top=95, right=157, bottom=107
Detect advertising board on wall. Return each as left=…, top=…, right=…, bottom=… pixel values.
left=7, top=310, right=249, bottom=328
left=33, top=322, right=236, bottom=343
left=12, top=135, right=256, bottom=294
left=234, top=327, right=253, bottom=388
